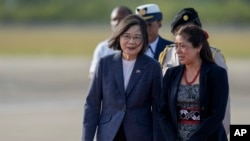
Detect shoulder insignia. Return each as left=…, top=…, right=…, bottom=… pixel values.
left=158, top=44, right=175, bottom=67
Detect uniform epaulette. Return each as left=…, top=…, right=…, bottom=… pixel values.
left=158, top=44, right=175, bottom=67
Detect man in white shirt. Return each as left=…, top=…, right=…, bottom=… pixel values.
left=89, top=6, right=132, bottom=78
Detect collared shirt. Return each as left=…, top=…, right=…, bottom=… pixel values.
left=145, top=37, right=159, bottom=58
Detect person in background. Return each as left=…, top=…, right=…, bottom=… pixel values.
left=82, top=14, right=163, bottom=141
left=135, top=3, right=173, bottom=60
left=159, top=25, right=229, bottom=141
left=89, top=6, right=132, bottom=78
left=158, top=8, right=230, bottom=135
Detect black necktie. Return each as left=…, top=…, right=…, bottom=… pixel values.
left=149, top=45, right=154, bottom=55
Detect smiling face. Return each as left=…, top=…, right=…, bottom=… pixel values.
left=120, top=25, right=143, bottom=60
left=175, top=34, right=201, bottom=65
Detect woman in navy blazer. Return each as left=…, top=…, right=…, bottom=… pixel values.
left=159, top=25, right=229, bottom=141
left=82, top=14, right=163, bottom=141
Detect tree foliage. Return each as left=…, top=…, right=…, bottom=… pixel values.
left=0, top=0, right=249, bottom=24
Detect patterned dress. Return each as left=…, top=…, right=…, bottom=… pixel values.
left=177, top=84, right=200, bottom=141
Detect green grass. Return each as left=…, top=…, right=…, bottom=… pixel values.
left=207, top=28, right=250, bottom=59
left=0, top=25, right=110, bottom=57
left=0, top=24, right=249, bottom=59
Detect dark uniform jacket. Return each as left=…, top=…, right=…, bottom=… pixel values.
left=159, top=61, right=229, bottom=141
left=154, top=36, right=173, bottom=60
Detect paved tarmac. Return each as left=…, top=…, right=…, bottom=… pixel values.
left=0, top=57, right=249, bottom=141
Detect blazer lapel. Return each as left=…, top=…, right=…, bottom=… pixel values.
left=125, top=55, right=146, bottom=97
left=171, top=65, right=184, bottom=101
left=170, top=65, right=184, bottom=128
left=112, top=53, right=126, bottom=96
left=199, top=62, right=209, bottom=104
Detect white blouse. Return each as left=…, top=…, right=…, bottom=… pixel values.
left=122, top=58, right=136, bottom=90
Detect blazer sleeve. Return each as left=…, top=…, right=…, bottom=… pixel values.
left=158, top=69, right=177, bottom=141
left=82, top=58, right=103, bottom=141
left=151, top=62, right=165, bottom=141
left=211, top=47, right=230, bottom=135
left=189, top=66, right=229, bottom=140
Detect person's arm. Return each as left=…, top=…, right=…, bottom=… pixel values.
left=158, top=69, right=177, bottom=141
left=82, top=59, right=103, bottom=141
left=211, top=47, right=228, bottom=70
left=151, top=62, right=164, bottom=141
left=211, top=47, right=230, bottom=135
left=89, top=42, right=106, bottom=79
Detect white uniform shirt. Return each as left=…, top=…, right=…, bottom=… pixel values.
left=145, top=37, right=159, bottom=58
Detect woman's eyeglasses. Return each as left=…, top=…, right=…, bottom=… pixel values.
left=120, top=34, right=142, bottom=44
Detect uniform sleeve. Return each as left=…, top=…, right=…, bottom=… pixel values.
left=160, top=46, right=180, bottom=76
left=211, top=47, right=230, bottom=135
left=212, top=47, right=228, bottom=71
left=89, top=41, right=106, bottom=78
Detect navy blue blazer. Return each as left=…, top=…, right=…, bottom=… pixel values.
left=159, top=62, right=229, bottom=141
left=154, top=36, right=173, bottom=60
left=82, top=52, right=163, bottom=141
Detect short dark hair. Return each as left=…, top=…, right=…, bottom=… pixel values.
left=114, top=6, right=133, bottom=15
left=108, top=14, right=148, bottom=56
left=177, top=25, right=214, bottom=64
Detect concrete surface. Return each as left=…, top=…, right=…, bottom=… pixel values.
left=0, top=57, right=249, bottom=141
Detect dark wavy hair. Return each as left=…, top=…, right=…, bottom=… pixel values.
left=177, top=24, right=215, bottom=64
left=108, top=14, right=148, bottom=56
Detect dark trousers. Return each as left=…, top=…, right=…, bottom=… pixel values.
left=113, top=124, right=126, bottom=141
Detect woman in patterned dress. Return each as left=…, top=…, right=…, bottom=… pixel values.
left=158, top=25, right=229, bottom=141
